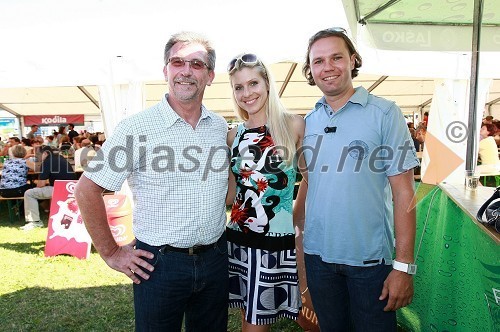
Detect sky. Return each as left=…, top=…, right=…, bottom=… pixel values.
left=0, top=0, right=497, bottom=89
left=0, top=0, right=349, bottom=88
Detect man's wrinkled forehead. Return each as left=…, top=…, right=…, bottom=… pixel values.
left=170, top=42, right=208, bottom=59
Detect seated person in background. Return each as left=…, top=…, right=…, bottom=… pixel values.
left=0, top=145, right=33, bottom=197
left=59, top=135, right=72, bottom=152
left=2, top=137, right=22, bottom=158
left=415, top=126, right=426, bottom=151
left=409, top=128, right=420, bottom=152
left=483, top=115, right=494, bottom=124
left=34, top=136, right=44, bottom=146
left=492, top=121, right=500, bottom=147
left=72, top=136, right=82, bottom=151
left=97, top=132, right=106, bottom=140
left=45, top=135, right=57, bottom=148
left=21, top=146, right=76, bottom=231
left=74, top=139, right=96, bottom=170
left=478, top=123, right=500, bottom=172
left=21, top=138, right=34, bottom=158
left=0, top=140, right=9, bottom=157
left=88, top=134, right=101, bottom=150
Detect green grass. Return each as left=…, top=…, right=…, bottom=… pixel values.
left=1, top=192, right=426, bottom=331
left=0, top=203, right=302, bottom=331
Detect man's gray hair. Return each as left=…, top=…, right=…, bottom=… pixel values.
left=164, top=31, right=216, bottom=71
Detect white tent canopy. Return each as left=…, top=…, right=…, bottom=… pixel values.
left=0, top=0, right=499, bottom=122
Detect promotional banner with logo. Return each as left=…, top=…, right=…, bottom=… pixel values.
left=24, top=114, right=84, bottom=126
left=44, top=183, right=134, bottom=259
left=44, top=180, right=92, bottom=259
left=102, top=194, right=133, bottom=246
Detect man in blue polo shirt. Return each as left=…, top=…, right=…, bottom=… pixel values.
left=294, top=28, right=419, bottom=331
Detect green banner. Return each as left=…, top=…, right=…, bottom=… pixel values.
left=398, top=187, right=499, bottom=331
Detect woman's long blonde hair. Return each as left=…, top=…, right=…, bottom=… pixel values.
left=229, top=56, right=296, bottom=165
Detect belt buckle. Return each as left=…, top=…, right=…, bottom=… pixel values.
left=189, top=245, right=203, bottom=255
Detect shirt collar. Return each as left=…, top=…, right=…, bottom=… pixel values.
left=309, top=86, right=369, bottom=116
left=160, top=93, right=212, bottom=128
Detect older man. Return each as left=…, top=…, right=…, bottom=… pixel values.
left=75, top=32, right=229, bottom=331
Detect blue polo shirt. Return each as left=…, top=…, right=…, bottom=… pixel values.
left=302, top=87, right=419, bottom=266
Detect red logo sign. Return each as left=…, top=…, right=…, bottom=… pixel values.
left=44, top=180, right=92, bottom=259
left=24, top=114, right=85, bottom=126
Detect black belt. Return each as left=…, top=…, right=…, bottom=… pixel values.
left=156, top=234, right=224, bottom=256
left=158, top=243, right=215, bottom=255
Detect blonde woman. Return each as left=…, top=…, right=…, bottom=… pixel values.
left=226, top=54, right=305, bottom=331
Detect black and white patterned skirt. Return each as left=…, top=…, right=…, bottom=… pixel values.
left=227, top=241, right=302, bottom=325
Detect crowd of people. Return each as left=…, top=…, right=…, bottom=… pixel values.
left=0, top=125, right=105, bottom=160
left=406, top=114, right=500, bottom=174
left=0, top=124, right=104, bottom=230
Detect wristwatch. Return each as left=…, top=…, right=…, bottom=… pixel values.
left=392, top=260, right=417, bottom=275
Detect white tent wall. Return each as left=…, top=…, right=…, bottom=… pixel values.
left=98, top=81, right=145, bottom=137
left=491, top=106, right=500, bottom=119
left=83, top=114, right=104, bottom=133
left=342, top=0, right=500, bottom=184
left=421, top=78, right=491, bottom=184
left=98, top=56, right=146, bottom=137
left=97, top=57, right=146, bottom=198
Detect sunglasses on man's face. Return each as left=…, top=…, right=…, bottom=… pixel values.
left=227, top=53, right=259, bottom=72
left=167, top=57, right=209, bottom=70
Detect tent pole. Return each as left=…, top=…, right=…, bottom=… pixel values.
left=465, top=0, right=484, bottom=172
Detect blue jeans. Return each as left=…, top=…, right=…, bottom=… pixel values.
left=304, top=254, right=396, bottom=332
left=133, top=234, right=229, bottom=332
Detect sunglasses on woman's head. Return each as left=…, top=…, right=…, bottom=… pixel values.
left=227, top=53, right=259, bottom=72
left=326, top=27, right=347, bottom=34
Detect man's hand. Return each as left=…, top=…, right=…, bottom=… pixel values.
left=379, top=269, right=414, bottom=311
left=101, top=239, right=155, bottom=285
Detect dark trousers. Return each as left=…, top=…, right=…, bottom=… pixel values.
left=133, top=234, right=229, bottom=332
left=305, top=254, right=396, bottom=332
left=0, top=184, right=33, bottom=198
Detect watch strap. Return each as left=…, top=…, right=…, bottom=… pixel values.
left=392, top=260, right=417, bottom=275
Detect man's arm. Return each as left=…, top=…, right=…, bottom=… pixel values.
left=292, top=114, right=307, bottom=233
left=380, top=169, right=416, bottom=311
left=225, top=127, right=237, bottom=205
left=36, top=159, right=48, bottom=187
left=0, top=144, right=9, bottom=156
left=75, top=176, right=154, bottom=284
